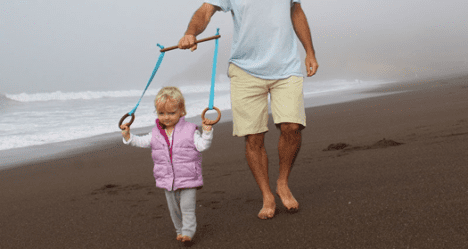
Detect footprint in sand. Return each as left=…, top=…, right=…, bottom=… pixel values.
left=442, top=132, right=468, bottom=137
left=323, top=138, right=404, bottom=153
left=122, top=184, right=146, bottom=190
left=368, top=138, right=404, bottom=149
left=199, top=200, right=222, bottom=210
left=90, top=184, right=154, bottom=196
left=323, top=143, right=350, bottom=151
left=90, top=184, right=120, bottom=195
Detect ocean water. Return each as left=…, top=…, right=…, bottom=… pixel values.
left=0, top=77, right=390, bottom=153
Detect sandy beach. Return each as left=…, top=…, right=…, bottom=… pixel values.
left=1, top=74, right=467, bottom=248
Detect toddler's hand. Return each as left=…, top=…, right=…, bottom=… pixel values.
left=202, top=119, right=215, bottom=131
left=120, top=123, right=131, bottom=141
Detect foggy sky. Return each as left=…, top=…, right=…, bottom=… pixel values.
left=1, top=0, right=467, bottom=94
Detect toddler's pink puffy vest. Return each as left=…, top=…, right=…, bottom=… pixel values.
left=150, top=117, right=203, bottom=191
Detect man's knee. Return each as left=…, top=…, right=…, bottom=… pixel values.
left=278, top=123, right=302, bottom=134
left=245, top=133, right=265, bottom=149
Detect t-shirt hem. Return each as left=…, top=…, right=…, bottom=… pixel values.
left=229, top=61, right=303, bottom=80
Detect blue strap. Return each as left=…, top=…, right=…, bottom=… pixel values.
left=128, top=44, right=165, bottom=115
left=208, top=28, right=220, bottom=110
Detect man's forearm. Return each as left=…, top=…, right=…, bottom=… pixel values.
left=291, top=4, right=315, bottom=57
left=185, top=3, right=216, bottom=37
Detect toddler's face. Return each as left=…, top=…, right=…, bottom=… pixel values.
left=156, top=98, right=182, bottom=129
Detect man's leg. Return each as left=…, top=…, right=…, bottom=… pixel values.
left=269, top=74, right=305, bottom=212
left=245, top=132, right=276, bottom=219
left=229, top=63, right=274, bottom=219
left=277, top=123, right=301, bottom=211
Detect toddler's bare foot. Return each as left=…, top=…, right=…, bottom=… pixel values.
left=181, top=235, right=192, bottom=246
left=276, top=183, right=299, bottom=212
left=181, top=235, right=191, bottom=242
left=176, top=234, right=183, bottom=241
left=258, top=194, right=276, bottom=219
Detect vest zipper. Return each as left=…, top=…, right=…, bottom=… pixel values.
left=169, top=131, right=175, bottom=191
left=156, top=119, right=176, bottom=191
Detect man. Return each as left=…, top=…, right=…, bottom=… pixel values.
left=179, top=0, right=318, bottom=220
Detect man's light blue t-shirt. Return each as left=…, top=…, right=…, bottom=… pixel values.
left=205, top=0, right=303, bottom=79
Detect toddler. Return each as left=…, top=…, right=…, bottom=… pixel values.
left=120, top=86, right=215, bottom=244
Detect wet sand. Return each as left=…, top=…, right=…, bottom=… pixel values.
left=1, top=75, right=467, bottom=248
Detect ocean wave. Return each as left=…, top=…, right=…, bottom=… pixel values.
left=5, top=90, right=161, bottom=102
left=4, top=83, right=230, bottom=103
left=5, top=78, right=390, bottom=103
left=0, top=93, right=19, bottom=106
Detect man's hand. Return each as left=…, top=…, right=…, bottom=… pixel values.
left=178, top=3, right=219, bottom=52
left=305, top=55, right=319, bottom=77
left=178, top=34, right=198, bottom=52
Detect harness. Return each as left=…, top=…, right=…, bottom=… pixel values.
left=118, top=29, right=222, bottom=129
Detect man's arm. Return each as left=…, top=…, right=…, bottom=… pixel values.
left=178, top=3, right=220, bottom=51
left=291, top=3, right=319, bottom=77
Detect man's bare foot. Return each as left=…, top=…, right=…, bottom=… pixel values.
left=276, top=184, right=299, bottom=211
left=258, top=194, right=276, bottom=219
left=176, top=234, right=183, bottom=241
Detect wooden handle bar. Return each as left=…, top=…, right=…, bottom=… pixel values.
left=160, top=35, right=221, bottom=52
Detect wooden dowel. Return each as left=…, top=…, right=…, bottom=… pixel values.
left=160, top=35, right=221, bottom=52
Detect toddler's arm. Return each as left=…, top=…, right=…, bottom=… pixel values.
left=121, top=123, right=152, bottom=148
left=194, top=128, right=213, bottom=152
left=124, top=133, right=152, bottom=148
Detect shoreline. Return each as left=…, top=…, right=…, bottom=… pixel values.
left=0, top=91, right=357, bottom=170
left=1, top=73, right=466, bottom=170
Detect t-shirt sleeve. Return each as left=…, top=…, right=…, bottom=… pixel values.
left=205, top=0, right=231, bottom=12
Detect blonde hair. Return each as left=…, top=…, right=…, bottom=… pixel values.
left=154, top=86, right=187, bottom=116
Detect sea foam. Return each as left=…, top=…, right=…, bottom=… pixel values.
left=5, top=90, right=161, bottom=102
left=4, top=83, right=231, bottom=102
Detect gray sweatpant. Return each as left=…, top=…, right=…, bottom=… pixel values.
left=164, top=188, right=197, bottom=238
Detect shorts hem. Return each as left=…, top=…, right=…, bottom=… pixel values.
left=273, top=119, right=306, bottom=128
left=233, top=127, right=269, bottom=137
